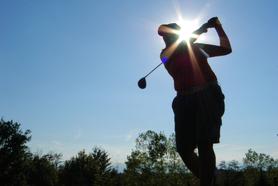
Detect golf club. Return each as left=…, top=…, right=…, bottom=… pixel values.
left=138, top=62, right=163, bottom=89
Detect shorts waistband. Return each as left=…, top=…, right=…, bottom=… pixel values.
left=177, top=81, right=218, bottom=96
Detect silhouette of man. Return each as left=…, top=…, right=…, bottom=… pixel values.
left=158, top=17, right=232, bottom=186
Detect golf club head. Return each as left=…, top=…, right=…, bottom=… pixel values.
left=138, top=77, right=146, bottom=89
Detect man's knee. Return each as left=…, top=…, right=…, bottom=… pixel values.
left=177, top=146, right=196, bottom=162
left=198, top=142, right=215, bottom=160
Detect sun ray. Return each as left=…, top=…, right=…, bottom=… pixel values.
left=160, top=39, right=180, bottom=64
left=186, top=41, right=205, bottom=83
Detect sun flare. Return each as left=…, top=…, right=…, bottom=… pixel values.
left=159, top=17, right=206, bottom=63
left=177, top=18, right=199, bottom=42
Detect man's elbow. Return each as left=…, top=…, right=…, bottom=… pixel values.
left=220, top=40, right=232, bottom=55
left=222, top=47, right=232, bottom=55
left=226, top=47, right=232, bottom=54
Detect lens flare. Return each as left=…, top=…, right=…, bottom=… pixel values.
left=160, top=17, right=206, bottom=65
left=177, top=19, right=199, bottom=42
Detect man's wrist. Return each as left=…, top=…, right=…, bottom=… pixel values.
left=214, top=19, right=222, bottom=28
left=215, top=22, right=222, bottom=29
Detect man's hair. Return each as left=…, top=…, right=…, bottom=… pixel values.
left=158, top=23, right=181, bottom=36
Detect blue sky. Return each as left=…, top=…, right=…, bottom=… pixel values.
left=1, top=0, right=277, bottom=164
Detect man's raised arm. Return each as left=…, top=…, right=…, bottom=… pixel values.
left=195, top=17, right=232, bottom=57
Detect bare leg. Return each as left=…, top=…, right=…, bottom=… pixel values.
left=178, top=150, right=200, bottom=178
left=198, top=142, right=216, bottom=186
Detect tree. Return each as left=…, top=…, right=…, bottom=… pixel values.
left=135, top=130, right=168, bottom=171
left=59, top=147, right=114, bottom=186
left=26, top=153, right=62, bottom=186
left=243, top=149, right=278, bottom=186
left=124, top=150, right=149, bottom=186
left=218, top=161, right=227, bottom=170
left=165, top=133, right=189, bottom=186
left=216, top=160, right=244, bottom=186
left=228, top=160, right=240, bottom=171
left=0, top=119, right=31, bottom=186
left=243, top=149, right=275, bottom=170
left=124, top=130, right=190, bottom=186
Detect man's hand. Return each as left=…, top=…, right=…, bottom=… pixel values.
left=188, top=23, right=208, bottom=43
left=207, top=17, right=221, bottom=28
left=193, top=23, right=208, bottom=35
left=199, top=23, right=209, bottom=33
left=193, top=17, right=221, bottom=36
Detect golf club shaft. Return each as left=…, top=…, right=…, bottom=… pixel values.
left=144, top=62, right=163, bottom=78
left=142, top=23, right=207, bottom=79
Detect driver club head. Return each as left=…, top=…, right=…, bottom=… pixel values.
left=138, top=77, right=146, bottom=89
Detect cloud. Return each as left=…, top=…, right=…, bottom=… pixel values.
left=73, top=129, right=82, bottom=140
left=272, top=151, right=278, bottom=158
left=125, top=128, right=141, bottom=142
left=51, top=140, right=64, bottom=148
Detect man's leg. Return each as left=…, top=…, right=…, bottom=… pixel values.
left=173, top=95, right=200, bottom=178
left=178, top=149, right=200, bottom=178
left=198, top=142, right=216, bottom=186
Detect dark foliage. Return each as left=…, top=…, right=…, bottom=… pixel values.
left=59, top=148, right=115, bottom=186
left=26, top=153, right=61, bottom=186
left=0, top=119, right=31, bottom=186
left=1, top=119, right=278, bottom=186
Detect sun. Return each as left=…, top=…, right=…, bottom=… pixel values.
left=159, top=17, right=205, bottom=63
left=177, top=18, right=199, bottom=43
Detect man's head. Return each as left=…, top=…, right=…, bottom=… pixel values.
left=158, top=23, right=180, bottom=46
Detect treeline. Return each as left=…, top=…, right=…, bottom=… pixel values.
left=1, top=119, right=278, bottom=186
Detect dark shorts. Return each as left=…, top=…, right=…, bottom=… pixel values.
left=172, top=84, right=225, bottom=151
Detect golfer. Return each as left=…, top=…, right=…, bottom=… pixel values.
left=158, top=17, right=232, bottom=186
